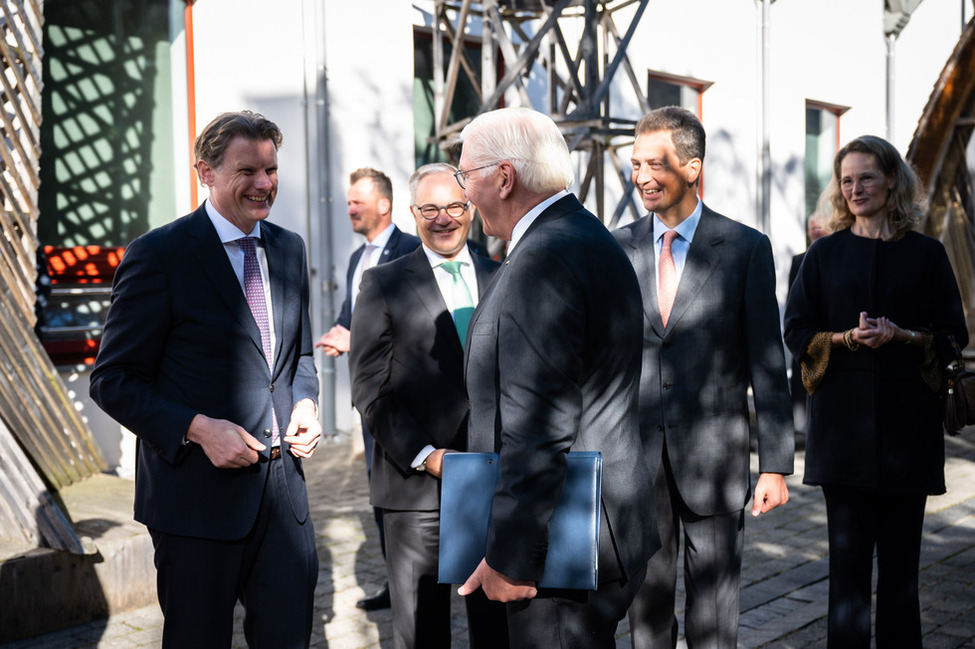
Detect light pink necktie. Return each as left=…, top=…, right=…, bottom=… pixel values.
left=658, top=230, right=679, bottom=327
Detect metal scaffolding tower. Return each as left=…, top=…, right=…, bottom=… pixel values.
left=429, top=0, right=650, bottom=227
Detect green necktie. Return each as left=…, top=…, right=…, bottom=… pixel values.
left=440, top=261, right=474, bottom=349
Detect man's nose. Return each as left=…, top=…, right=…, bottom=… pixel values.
left=434, top=208, right=455, bottom=223
left=634, top=166, right=653, bottom=186
left=255, top=172, right=273, bottom=190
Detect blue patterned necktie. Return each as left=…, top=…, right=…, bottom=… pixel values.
left=440, top=261, right=474, bottom=349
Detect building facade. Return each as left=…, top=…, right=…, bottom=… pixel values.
left=36, top=0, right=971, bottom=466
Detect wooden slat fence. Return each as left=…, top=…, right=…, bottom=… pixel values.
left=0, top=0, right=105, bottom=554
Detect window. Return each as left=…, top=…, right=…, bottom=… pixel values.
left=413, top=28, right=489, bottom=168
left=647, top=71, right=712, bottom=116
left=805, top=100, right=849, bottom=219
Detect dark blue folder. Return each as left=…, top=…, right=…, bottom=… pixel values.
left=438, top=451, right=602, bottom=590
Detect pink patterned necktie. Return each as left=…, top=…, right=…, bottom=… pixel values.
left=658, top=229, right=679, bottom=327
left=237, top=237, right=273, bottom=368
left=237, top=236, right=278, bottom=443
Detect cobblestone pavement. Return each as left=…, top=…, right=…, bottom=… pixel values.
left=4, top=429, right=975, bottom=649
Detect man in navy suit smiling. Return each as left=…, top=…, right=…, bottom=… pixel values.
left=91, top=110, right=321, bottom=648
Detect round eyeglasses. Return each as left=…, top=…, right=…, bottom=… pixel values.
left=453, top=162, right=500, bottom=189
left=413, top=202, right=470, bottom=220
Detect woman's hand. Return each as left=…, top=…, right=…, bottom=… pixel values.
left=855, top=311, right=896, bottom=349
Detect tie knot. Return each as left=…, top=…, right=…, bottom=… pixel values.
left=440, top=261, right=463, bottom=276
left=662, top=230, right=679, bottom=247
left=236, top=236, right=257, bottom=255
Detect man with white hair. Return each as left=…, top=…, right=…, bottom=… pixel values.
left=456, top=107, right=658, bottom=647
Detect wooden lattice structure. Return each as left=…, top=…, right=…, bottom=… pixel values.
left=0, top=0, right=104, bottom=554
left=907, top=16, right=975, bottom=357
left=430, top=0, right=650, bottom=227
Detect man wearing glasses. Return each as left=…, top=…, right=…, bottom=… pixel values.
left=349, top=163, right=503, bottom=648
left=456, top=107, right=657, bottom=648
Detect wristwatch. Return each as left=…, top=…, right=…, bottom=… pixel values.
left=416, top=457, right=428, bottom=472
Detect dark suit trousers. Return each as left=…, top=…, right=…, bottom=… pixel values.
left=821, top=485, right=926, bottom=649
left=149, top=457, right=318, bottom=649
left=362, top=421, right=386, bottom=558
left=629, top=445, right=744, bottom=649
left=383, top=509, right=451, bottom=649
left=502, top=565, right=645, bottom=649
left=385, top=509, right=508, bottom=649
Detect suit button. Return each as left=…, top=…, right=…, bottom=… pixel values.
left=662, top=381, right=673, bottom=390
left=657, top=424, right=665, bottom=432
left=661, top=340, right=672, bottom=349
left=269, top=383, right=275, bottom=392
left=263, top=429, right=272, bottom=438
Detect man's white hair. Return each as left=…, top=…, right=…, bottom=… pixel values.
left=458, top=107, right=573, bottom=194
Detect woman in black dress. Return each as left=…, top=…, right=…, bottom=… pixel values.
left=784, top=135, right=968, bottom=648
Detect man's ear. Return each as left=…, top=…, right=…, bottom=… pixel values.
left=196, top=160, right=213, bottom=186
left=498, top=161, right=514, bottom=200
left=378, top=197, right=392, bottom=217
left=684, top=158, right=702, bottom=186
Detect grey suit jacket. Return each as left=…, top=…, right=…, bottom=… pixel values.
left=466, top=194, right=657, bottom=585
left=614, top=205, right=794, bottom=516
left=350, top=245, right=500, bottom=511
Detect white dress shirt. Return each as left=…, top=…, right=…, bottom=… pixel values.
left=351, top=222, right=396, bottom=313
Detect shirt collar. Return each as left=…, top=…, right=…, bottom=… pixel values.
left=205, top=199, right=263, bottom=243
left=509, top=189, right=570, bottom=254
left=653, top=197, right=703, bottom=244
left=422, top=242, right=475, bottom=269
left=366, top=222, right=396, bottom=250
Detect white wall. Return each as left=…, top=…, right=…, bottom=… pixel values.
left=191, top=0, right=313, bottom=239
left=321, top=1, right=418, bottom=431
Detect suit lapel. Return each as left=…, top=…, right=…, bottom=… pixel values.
left=472, top=251, right=496, bottom=297
left=186, top=209, right=265, bottom=357
left=403, top=248, right=450, bottom=321
left=665, top=207, right=721, bottom=333
left=347, top=244, right=365, bottom=285
left=262, top=222, right=290, bottom=375
left=379, top=226, right=402, bottom=264
left=625, top=216, right=663, bottom=337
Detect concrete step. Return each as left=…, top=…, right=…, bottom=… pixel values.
left=0, top=474, right=155, bottom=643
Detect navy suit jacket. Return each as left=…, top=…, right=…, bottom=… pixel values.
left=350, top=245, right=500, bottom=511
left=466, top=194, right=657, bottom=585
left=334, top=226, right=421, bottom=329
left=614, top=205, right=794, bottom=516
left=90, top=205, right=319, bottom=540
